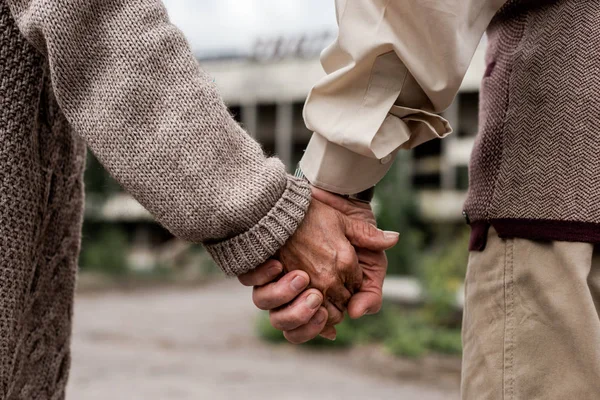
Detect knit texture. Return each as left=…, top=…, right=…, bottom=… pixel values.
left=1, top=2, right=84, bottom=398
left=464, top=0, right=600, bottom=227
left=5, top=0, right=311, bottom=276
left=1, top=0, right=310, bottom=397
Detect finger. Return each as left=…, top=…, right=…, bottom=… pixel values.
left=348, top=292, right=383, bottom=319
left=347, top=249, right=387, bottom=319
left=238, top=259, right=283, bottom=287
left=319, top=325, right=337, bottom=341
left=323, top=300, right=345, bottom=325
left=327, top=244, right=359, bottom=306
left=269, top=289, right=323, bottom=331
left=344, top=260, right=363, bottom=294
left=283, top=307, right=328, bottom=344
left=326, top=284, right=352, bottom=313
left=343, top=217, right=399, bottom=251
left=252, top=271, right=310, bottom=310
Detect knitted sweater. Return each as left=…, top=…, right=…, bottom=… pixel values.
left=464, top=0, right=600, bottom=249
left=0, top=0, right=310, bottom=397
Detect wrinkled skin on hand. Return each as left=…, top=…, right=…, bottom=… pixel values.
left=312, top=188, right=390, bottom=320
left=277, top=198, right=363, bottom=323
left=239, top=187, right=399, bottom=343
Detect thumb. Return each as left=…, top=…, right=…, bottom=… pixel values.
left=348, top=292, right=383, bottom=319
left=343, top=216, right=399, bottom=251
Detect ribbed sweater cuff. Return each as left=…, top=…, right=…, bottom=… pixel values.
left=204, top=176, right=312, bottom=276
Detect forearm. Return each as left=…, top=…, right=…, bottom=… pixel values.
left=6, top=0, right=311, bottom=275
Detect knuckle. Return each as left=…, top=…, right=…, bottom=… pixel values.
left=328, top=312, right=344, bottom=325
left=341, top=290, right=352, bottom=303
left=270, top=316, right=289, bottom=331
left=365, top=222, right=378, bottom=237
left=348, top=279, right=361, bottom=294
left=336, top=246, right=356, bottom=270
left=321, top=274, right=338, bottom=291
left=253, top=288, right=280, bottom=310
left=253, top=297, right=270, bottom=311
left=271, top=312, right=309, bottom=331
left=330, top=298, right=349, bottom=314
left=272, top=304, right=314, bottom=331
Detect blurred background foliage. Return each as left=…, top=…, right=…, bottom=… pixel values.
left=375, top=153, right=425, bottom=276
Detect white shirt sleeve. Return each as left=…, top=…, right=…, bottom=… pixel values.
left=300, top=0, right=507, bottom=194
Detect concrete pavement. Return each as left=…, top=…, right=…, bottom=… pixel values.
left=67, top=279, right=459, bottom=400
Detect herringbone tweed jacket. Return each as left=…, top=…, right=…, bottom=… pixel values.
left=464, top=0, right=600, bottom=249
left=1, top=0, right=310, bottom=397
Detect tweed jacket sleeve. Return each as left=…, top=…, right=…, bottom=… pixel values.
left=5, top=0, right=311, bottom=276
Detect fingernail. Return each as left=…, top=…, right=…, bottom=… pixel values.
left=305, top=294, right=321, bottom=310
left=268, top=265, right=282, bottom=278
left=362, top=309, right=371, bottom=316
left=312, top=309, right=327, bottom=325
left=383, top=231, right=400, bottom=239
left=290, top=275, right=308, bottom=291
left=320, top=332, right=336, bottom=341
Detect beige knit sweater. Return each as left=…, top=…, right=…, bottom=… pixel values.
left=1, top=0, right=310, bottom=397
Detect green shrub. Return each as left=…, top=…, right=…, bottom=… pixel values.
left=84, top=151, right=122, bottom=199
left=419, top=228, right=470, bottom=326
left=80, top=227, right=129, bottom=275
left=375, top=153, right=425, bottom=276
left=255, top=304, right=463, bottom=357
left=428, top=328, right=462, bottom=355
left=380, top=311, right=462, bottom=358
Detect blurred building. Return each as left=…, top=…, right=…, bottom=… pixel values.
left=202, top=33, right=488, bottom=222
left=83, top=34, right=487, bottom=270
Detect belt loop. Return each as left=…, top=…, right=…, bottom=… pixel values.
left=469, top=221, right=491, bottom=252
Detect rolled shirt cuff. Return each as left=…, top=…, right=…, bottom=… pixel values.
left=300, top=108, right=450, bottom=195
left=299, top=133, right=398, bottom=195
left=390, top=105, right=452, bottom=150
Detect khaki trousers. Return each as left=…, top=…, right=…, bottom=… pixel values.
left=461, top=228, right=600, bottom=399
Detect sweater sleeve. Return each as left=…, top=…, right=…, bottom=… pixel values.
left=5, top=0, right=311, bottom=276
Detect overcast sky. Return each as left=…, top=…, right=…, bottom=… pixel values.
left=163, top=0, right=337, bottom=57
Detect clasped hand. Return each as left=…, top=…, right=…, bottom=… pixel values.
left=238, top=187, right=399, bottom=343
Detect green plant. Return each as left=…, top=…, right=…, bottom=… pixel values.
left=80, top=226, right=129, bottom=275
left=84, top=151, right=122, bottom=198
left=428, top=328, right=462, bottom=354
left=384, top=320, right=462, bottom=358
left=384, top=325, right=429, bottom=358
left=419, top=228, right=470, bottom=326
left=255, top=304, right=463, bottom=357
left=375, top=153, right=425, bottom=275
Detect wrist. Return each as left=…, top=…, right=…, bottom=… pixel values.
left=294, top=165, right=374, bottom=204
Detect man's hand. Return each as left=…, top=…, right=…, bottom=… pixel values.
left=312, top=188, right=391, bottom=319
left=238, top=188, right=398, bottom=343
